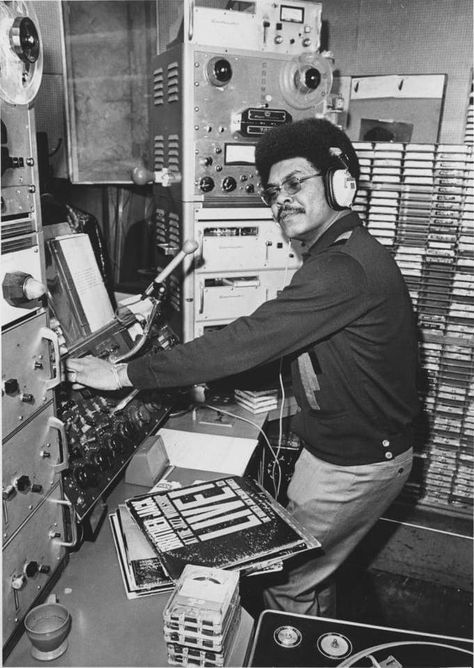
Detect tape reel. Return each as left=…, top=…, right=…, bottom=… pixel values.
left=0, top=0, right=43, bottom=105
left=279, top=52, right=333, bottom=111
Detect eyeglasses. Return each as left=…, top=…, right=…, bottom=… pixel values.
left=259, top=172, right=321, bottom=207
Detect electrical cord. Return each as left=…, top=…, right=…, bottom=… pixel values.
left=202, top=403, right=283, bottom=495
left=268, top=238, right=293, bottom=498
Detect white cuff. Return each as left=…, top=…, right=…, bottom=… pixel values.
left=112, top=363, right=131, bottom=389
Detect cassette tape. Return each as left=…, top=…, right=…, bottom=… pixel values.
left=164, top=603, right=241, bottom=653
left=163, top=565, right=239, bottom=634
left=167, top=607, right=240, bottom=667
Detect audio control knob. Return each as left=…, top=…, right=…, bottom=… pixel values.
left=92, top=449, right=111, bottom=471
left=105, top=434, right=126, bottom=454
left=199, top=176, right=214, bottom=193
left=136, top=406, right=151, bottom=424
left=222, top=176, right=237, bottom=192
left=245, top=184, right=255, bottom=193
left=3, top=378, right=19, bottom=395
left=73, top=464, right=100, bottom=489
left=118, top=420, right=136, bottom=438
left=2, top=271, right=46, bottom=306
left=15, top=475, right=31, bottom=493
left=24, top=561, right=39, bottom=578
left=199, top=156, right=213, bottom=166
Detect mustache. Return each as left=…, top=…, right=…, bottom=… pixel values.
left=277, top=206, right=305, bottom=222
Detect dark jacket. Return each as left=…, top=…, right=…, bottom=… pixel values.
left=128, top=212, right=420, bottom=465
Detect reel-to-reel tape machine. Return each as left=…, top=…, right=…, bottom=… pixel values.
left=148, top=1, right=336, bottom=341
left=0, top=0, right=43, bottom=105
left=1, top=1, right=71, bottom=658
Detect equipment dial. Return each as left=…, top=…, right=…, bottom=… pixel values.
left=222, top=176, right=237, bottom=192
left=199, top=176, right=214, bottom=193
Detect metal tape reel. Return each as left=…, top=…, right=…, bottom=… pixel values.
left=0, top=0, right=43, bottom=105
left=279, top=52, right=333, bottom=111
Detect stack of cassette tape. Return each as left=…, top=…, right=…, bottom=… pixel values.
left=163, top=565, right=241, bottom=667
left=353, top=140, right=473, bottom=513
left=465, top=77, right=473, bottom=144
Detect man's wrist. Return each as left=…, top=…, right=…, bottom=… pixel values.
left=112, top=363, right=132, bottom=389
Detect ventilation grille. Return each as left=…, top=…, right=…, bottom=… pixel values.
left=153, top=67, right=164, bottom=106
left=1, top=218, right=35, bottom=238
left=168, top=274, right=181, bottom=312
left=168, top=212, right=181, bottom=247
left=1, top=235, right=35, bottom=255
left=167, top=61, right=179, bottom=103
left=168, top=134, right=180, bottom=173
left=154, top=134, right=165, bottom=171
left=154, top=210, right=181, bottom=251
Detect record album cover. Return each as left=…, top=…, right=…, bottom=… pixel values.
left=125, top=476, right=320, bottom=580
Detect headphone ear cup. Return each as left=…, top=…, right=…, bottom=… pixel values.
left=324, top=168, right=339, bottom=210
left=325, top=168, right=356, bottom=210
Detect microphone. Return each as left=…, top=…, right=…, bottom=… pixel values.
left=141, top=239, right=199, bottom=300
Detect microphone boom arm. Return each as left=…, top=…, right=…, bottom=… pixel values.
left=113, top=240, right=198, bottom=364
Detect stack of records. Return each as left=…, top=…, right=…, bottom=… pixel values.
left=109, top=503, right=173, bottom=599
left=163, top=565, right=241, bottom=667
left=125, top=475, right=320, bottom=580
left=234, top=389, right=278, bottom=414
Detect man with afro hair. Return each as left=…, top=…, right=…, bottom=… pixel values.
left=67, top=118, right=420, bottom=618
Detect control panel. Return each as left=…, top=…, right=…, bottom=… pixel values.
left=192, top=2, right=322, bottom=55
left=55, top=316, right=179, bottom=521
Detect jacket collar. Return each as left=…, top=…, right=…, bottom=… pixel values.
left=304, top=211, right=362, bottom=257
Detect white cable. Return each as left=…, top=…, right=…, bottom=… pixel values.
left=202, top=404, right=282, bottom=481
left=270, top=240, right=293, bottom=498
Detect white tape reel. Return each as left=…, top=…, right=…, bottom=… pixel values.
left=0, top=0, right=43, bottom=105
left=279, top=52, right=333, bottom=111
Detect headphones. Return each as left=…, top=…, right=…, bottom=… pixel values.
left=324, top=147, right=357, bottom=210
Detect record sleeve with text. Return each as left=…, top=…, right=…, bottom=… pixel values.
left=125, top=475, right=320, bottom=580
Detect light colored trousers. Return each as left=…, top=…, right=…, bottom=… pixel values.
left=263, top=446, right=413, bottom=616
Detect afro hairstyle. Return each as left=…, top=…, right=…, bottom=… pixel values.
left=255, top=117, right=360, bottom=188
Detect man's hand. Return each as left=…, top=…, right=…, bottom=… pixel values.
left=65, top=356, right=131, bottom=391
